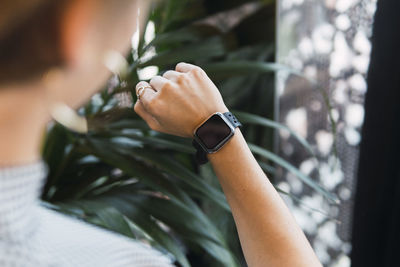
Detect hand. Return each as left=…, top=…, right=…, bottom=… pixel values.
left=134, top=63, right=228, bottom=137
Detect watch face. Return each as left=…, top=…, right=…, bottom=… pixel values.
left=195, top=114, right=233, bottom=150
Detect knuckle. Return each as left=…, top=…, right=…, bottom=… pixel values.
left=176, top=73, right=187, bottom=84
left=149, top=76, right=157, bottom=86
left=163, top=81, right=174, bottom=90
left=162, top=71, right=173, bottom=78
left=176, top=62, right=185, bottom=70
left=190, top=66, right=205, bottom=77
left=136, top=81, right=148, bottom=90
left=149, top=75, right=162, bottom=84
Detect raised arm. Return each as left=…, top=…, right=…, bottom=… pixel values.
left=134, top=63, right=322, bottom=267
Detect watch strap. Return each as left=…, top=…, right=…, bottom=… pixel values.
left=223, top=112, right=242, bottom=128
left=192, top=139, right=209, bottom=165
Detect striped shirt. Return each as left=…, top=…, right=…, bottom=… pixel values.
left=0, top=161, right=174, bottom=267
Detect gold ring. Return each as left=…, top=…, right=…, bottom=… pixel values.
left=136, top=85, right=153, bottom=100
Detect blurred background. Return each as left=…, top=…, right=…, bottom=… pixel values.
left=41, top=0, right=377, bottom=266
left=277, top=0, right=376, bottom=266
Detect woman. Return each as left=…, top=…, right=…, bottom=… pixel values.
left=0, top=0, right=322, bottom=266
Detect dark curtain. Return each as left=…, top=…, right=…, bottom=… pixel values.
left=351, top=0, right=400, bottom=266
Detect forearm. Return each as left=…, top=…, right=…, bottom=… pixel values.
left=208, top=129, right=322, bottom=267
left=134, top=63, right=321, bottom=266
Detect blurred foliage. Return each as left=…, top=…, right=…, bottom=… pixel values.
left=42, top=0, right=336, bottom=266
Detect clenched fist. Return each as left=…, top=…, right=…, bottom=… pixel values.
left=134, top=63, right=228, bottom=137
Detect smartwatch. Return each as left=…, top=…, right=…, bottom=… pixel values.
left=192, top=112, right=242, bottom=164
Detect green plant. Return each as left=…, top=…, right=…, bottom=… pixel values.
left=41, top=1, right=336, bottom=266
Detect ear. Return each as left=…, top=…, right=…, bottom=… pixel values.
left=59, top=0, right=96, bottom=68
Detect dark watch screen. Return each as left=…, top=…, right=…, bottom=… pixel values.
left=196, top=114, right=232, bottom=149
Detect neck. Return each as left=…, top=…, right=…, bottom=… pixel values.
left=0, top=85, right=49, bottom=166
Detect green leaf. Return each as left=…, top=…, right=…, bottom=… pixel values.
left=126, top=148, right=230, bottom=212
left=275, top=187, right=340, bottom=223
left=248, top=143, right=339, bottom=204
left=59, top=200, right=189, bottom=267
left=114, top=131, right=195, bottom=154
left=138, top=37, right=228, bottom=68
left=234, top=111, right=315, bottom=157
left=145, top=25, right=214, bottom=48
left=83, top=137, right=229, bottom=211
left=201, top=61, right=301, bottom=80
left=99, top=189, right=238, bottom=267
